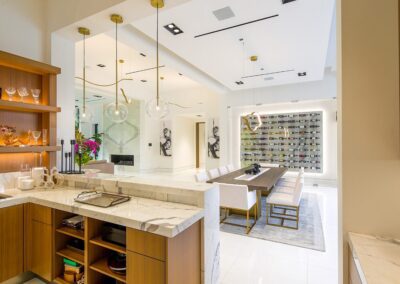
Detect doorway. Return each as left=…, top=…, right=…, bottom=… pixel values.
left=196, top=122, right=206, bottom=169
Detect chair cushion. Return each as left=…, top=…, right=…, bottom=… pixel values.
left=267, top=183, right=303, bottom=207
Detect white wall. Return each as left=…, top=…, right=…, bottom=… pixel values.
left=0, top=0, right=46, bottom=61
left=172, top=116, right=196, bottom=170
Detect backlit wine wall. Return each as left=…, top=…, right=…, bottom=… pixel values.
left=240, top=111, right=323, bottom=173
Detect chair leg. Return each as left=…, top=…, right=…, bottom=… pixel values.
left=246, top=210, right=250, bottom=234
left=254, top=203, right=257, bottom=221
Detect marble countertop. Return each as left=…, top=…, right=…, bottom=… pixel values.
left=348, top=232, right=400, bottom=284
left=0, top=187, right=204, bottom=238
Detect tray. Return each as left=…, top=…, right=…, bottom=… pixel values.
left=74, top=191, right=131, bottom=208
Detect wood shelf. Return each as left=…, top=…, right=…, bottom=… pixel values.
left=90, top=257, right=126, bottom=283
left=0, top=100, right=61, bottom=113
left=56, top=227, right=85, bottom=240
left=56, top=248, right=85, bottom=265
left=0, top=146, right=61, bottom=153
left=90, top=236, right=126, bottom=254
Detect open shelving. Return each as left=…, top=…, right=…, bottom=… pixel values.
left=0, top=50, right=61, bottom=173
left=56, top=226, right=85, bottom=240
left=90, top=257, right=126, bottom=283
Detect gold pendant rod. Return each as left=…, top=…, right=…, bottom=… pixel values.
left=74, top=77, right=133, bottom=87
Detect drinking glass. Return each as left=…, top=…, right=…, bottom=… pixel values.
left=31, top=131, right=41, bottom=145
left=42, top=129, right=48, bottom=145
left=20, top=164, right=31, bottom=177
left=5, top=87, right=16, bottom=101
left=17, top=87, right=29, bottom=102
left=31, top=89, right=41, bottom=104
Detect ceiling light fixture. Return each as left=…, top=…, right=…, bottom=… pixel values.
left=105, top=14, right=129, bottom=123
left=164, top=23, right=184, bottom=35
left=298, top=72, right=307, bottom=77
left=97, top=64, right=106, bottom=68
left=77, top=27, right=93, bottom=124
left=146, top=0, right=170, bottom=120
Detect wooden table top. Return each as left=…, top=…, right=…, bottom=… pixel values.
left=207, top=167, right=287, bottom=191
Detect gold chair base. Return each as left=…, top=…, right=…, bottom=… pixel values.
left=266, top=203, right=300, bottom=230
left=220, top=203, right=257, bottom=234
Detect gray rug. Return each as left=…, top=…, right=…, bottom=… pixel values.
left=220, top=193, right=326, bottom=251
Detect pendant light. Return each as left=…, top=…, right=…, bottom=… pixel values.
left=105, top=14, right=129, bottom=123
left=146, top=0, right=170, bottom=120
left=78, top=27, right=93, bottom=124
left=243, top=55, right=263, bottom=132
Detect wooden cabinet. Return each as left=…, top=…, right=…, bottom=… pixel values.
left=0, top=205, right=24, bottom=282
left=126, top=221, right=201, bottom=284
left=25, top=203, right=53, bottom=282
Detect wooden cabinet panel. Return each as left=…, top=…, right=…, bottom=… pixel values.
left=30, top=203, right=52, bottom=225
left=127, top=251, right=165, bottom=284
left=30, top=220, right=53, bottom=281
left=127, top=228, right=166, bottom=261
left=0, top=205, right=24, bottom=282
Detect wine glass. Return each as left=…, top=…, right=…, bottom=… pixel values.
left=17, top=87, right=29, bottom=102
left=5, top=87, right=16, bottom=101
left=31, top=89, right=41, bottom=104
left=31, top=131, right=41, bottom=145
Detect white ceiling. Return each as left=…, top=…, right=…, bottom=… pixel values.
left=75, top=33, right=203, bottom=99
left=131, top=0, right=336, bottom=91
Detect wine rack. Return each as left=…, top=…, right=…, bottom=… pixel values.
left=240, top=111, right=323, bottom=173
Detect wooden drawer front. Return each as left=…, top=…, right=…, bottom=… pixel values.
left=31, top=203, right=52, bottom=225
left=349, top=252, right=362, bottom=284
left=127, top=228, right=166, bottom=261
left=127, top=251, right=165, bottom=284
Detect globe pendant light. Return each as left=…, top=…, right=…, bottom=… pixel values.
left=105, top=14, right=129, bottom=123
left=78, top=27, right=93, bottom=124
left=146, top=0, right=170, bottom=120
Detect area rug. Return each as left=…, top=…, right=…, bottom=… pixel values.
left=220, top=193, right=326, bottom=251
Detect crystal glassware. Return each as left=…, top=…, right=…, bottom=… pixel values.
left=17, top=87, right=29, bottom=102
left=42, top=129, right=48, bottom=145
left=5, top=87, right=16, bottom=101
left=31, top=89, right=41, bottom=104
left=31, top=131, right=41, bottom=145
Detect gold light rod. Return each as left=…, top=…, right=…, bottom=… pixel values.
left=74, top=77, right=133, bottom=87
left=78, top=27, right=90, bottom=115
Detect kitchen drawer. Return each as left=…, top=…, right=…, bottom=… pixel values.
left=30, top=203, right=52, bottom=225
left=127, top=228, right=166, bottom=261
left=127, top=251, right=166, bottom=284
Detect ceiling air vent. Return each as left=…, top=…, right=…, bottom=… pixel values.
left=213, top=6, right=235, bottom=21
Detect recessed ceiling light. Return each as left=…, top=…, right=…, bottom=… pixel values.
left=140, top=53, right=146, bottom=57
left=282, top=0, right=297, bottom=4
left=141, top=79, right=147, bottom=83
left=97, top=64, right=106, bottom=68
left=93, top=95, right=102, bottom=98
left=235, top=81, right=244, bottom=85
left=197, top=114, right=203, bottom=117
left=298, top=72, right=307, bottom=77
left=178, top=73, right=183, bottom=76
left=164, top=23, right=183, bottom=35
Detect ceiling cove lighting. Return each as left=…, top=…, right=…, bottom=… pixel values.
left=164, top=23, right=184, bottom=35
left=146, top=0, right=170, bottom=120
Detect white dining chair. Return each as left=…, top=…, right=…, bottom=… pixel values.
left=208, top=168, right=220, bottom=179
left=218, top=166, right=229, bottom=176
left=226, top=164, right=235, bottom=172
left=195, top=171, right=209, bottom=183
left=218, top=183, right=257, bottom=234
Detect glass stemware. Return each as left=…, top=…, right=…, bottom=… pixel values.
left=31, top=89, right=41, bottom=104
left=31, top=131, right=41, bottom=145
left=5, top=87, right=16, bottom=101
left=17, top=87, right=29, bottom=102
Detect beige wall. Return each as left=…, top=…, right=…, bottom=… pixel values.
left=340, top=0, right=400, bottom=283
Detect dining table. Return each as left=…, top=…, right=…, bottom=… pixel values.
left=207, top=166, right=288, bottom=218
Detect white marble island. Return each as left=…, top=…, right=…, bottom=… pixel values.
left=0, top=172, right=220, bottom=284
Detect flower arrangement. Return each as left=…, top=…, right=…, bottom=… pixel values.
left=74, top=130, right=102, bottom=165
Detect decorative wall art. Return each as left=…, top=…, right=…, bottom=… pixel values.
left=160, top=120, right=172, bottom=157
left=208, top=118, right=220, bottom=159
left=240, top=111, right=323, bottom=173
